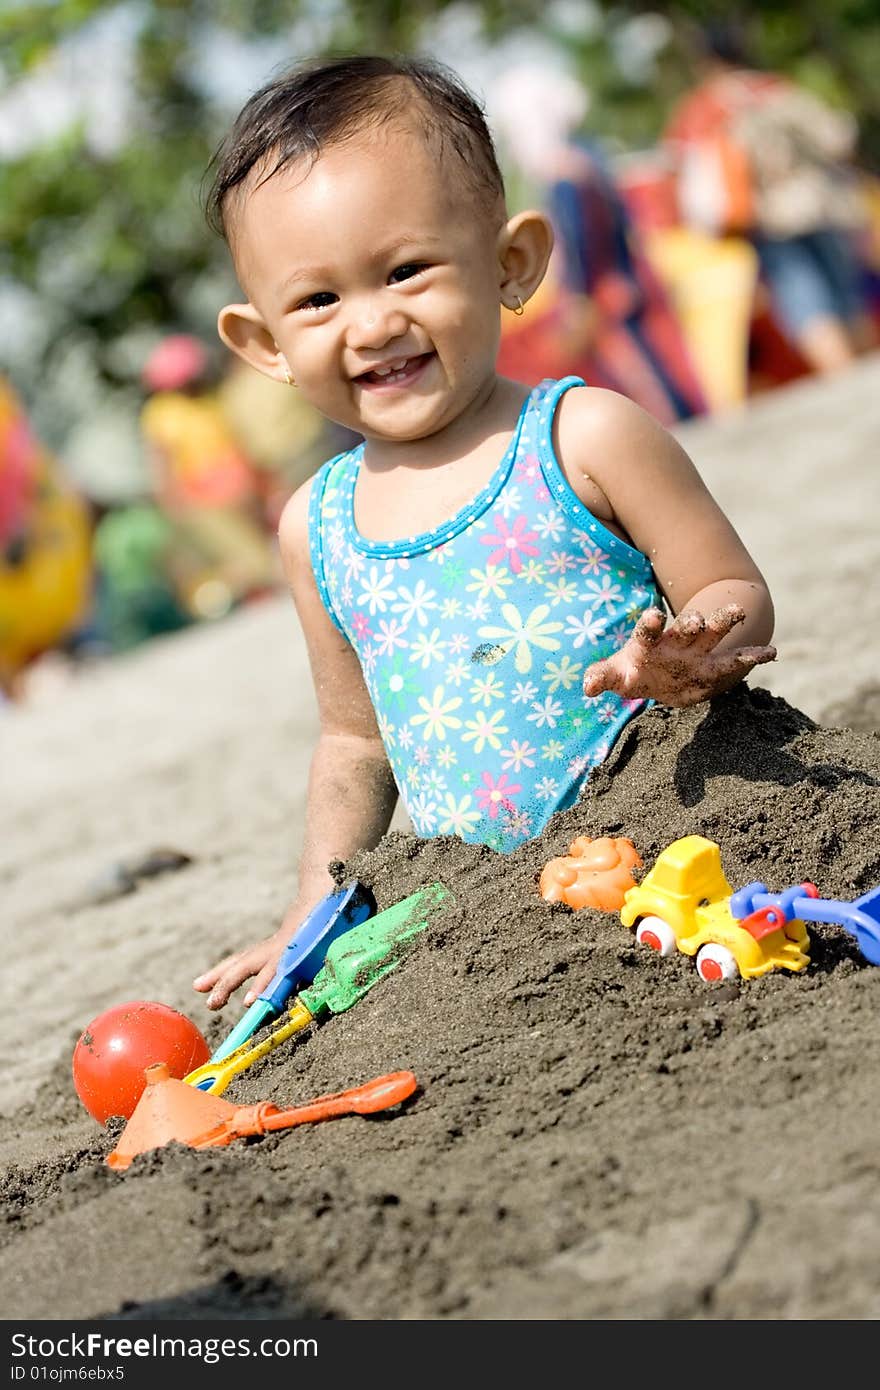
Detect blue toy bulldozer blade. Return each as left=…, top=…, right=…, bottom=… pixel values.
left=847, top=886, right=880, bottom=966
left=731, top=880, right=880, bottom=967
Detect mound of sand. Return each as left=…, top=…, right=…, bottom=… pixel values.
left=2, top=358, right=879, bottom=1321
left=2, top=685, right=879, bottom=1320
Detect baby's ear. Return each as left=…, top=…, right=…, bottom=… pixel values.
left=217, top=302, right=289, bottom=383
left=497, top=210, right=554, bottom=310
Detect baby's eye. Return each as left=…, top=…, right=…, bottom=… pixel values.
left=388, top=263, right=428, bottom=284
left=296, top=291, right=337, bottom=311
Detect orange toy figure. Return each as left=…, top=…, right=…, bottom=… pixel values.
left=539, top=836, right=643, bottom=913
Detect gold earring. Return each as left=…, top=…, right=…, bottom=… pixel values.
left=274, top=345, right=296, bottom=386
left=512, top=295, right=525, bottom=317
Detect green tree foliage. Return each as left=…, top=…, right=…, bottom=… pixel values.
left=1, top=0, right=529, bottom=446
left=590, top=2, right=880, bottom=163
left=1, top=1, right=875, bottom=463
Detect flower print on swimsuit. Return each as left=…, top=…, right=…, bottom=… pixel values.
left=357, top=565, right=396, bottom=616
left=477, top=601, right=563, bottom=674
left=514, top=453, right=542, bottom=488
left=480, top=513, right=540, bottom=575
left=533, top=507, right=565, bottom=542
left=475, top=770, right=522, bottom=820
left=577, top=544, right=611, bottom=577
left=409, top=626, right=446, bottom=669
left=520, top=559, right=546, bottom=586
left=542, top=655, right=583, bottom=692
left=544, top=575, right=580, bottom=608
left=462, top=708, right=509, bottom=755
left=393, top=578, right=440, bottom=627
left=409, top=790, right=439, bottom=833
left=439, top=558, right=465, bottom=591
left=438, top=792, right=482, bottom=838
left=374, top=616, right=409, bottom=657
left=410, top=685, right=463, bottom=741
left=500, top=738, right=537, bottom=772
left=377, top=651, right=419, bottom=711
left=309, top=378, right=663, bottom=852
left=467, top=564, right=513, bottom=602
left=583, top=573, right=625, bottom=609
left=469, top=670, right=505, bottom=706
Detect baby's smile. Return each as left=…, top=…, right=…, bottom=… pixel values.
left=355, top=352, right=436, bottom=388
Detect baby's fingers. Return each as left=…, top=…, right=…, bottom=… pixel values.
left=667, top=604, right=746, bottom=654
left=204, top=960, right=254, bottom=1011
left=582, top=658, right=618, bottom=697
left=713, top=643, right=777, bottom=681
left=664, top=609, right=707, bottom=650
left=704, top=603, right=747, bottom=648
left=199, top=947, right=268, bottom=1010
left=630, top=607, right=666, bottom=649
left=738, top=643, right=777, bottom=669
left=192, top=955, right=238, bottom=994
left=242, top=962, right=281, bottom=1009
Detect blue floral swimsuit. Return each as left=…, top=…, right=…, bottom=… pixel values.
left=308, top=376, right=661, bottom=852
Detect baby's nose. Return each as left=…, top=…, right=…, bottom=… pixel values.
left=347, top=300, right=408, bottom=350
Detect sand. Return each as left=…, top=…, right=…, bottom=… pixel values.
left=2, top=357, right=879, bottom=1321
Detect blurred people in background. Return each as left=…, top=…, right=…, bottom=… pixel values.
left=3, top=332, right=338, bottom=677
left=0, top=375, right=92, bottom=700
left=90, top=501, right=191, bottom=654
left=217, top=357, right=346, bottom=532
left=616, top=145, right=762, bottom=412
left=92, top=332, right=282, bottom=649
left=490, top=64, right=707, bottom=426
left=140, top=333, right=282, bottom=620
left=664, top=19, right=876, bottom=376
left=90, top=334, right=344, bottom=653
left=139, top=333, right=262, bottom=518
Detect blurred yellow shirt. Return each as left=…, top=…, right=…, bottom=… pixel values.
left=140, top=391, right=257, bottom=510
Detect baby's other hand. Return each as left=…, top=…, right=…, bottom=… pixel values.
left=192, top=924, right=293, bottom=1011
left=581, top=604, right=776, bottom=708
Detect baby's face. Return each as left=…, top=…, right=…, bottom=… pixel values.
left=229, top=120, right=507, bottom=443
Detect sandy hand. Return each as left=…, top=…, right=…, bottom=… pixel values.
left=582, top=604, right=776, bottom=708
left=192, top=926, right=292, bottom=1010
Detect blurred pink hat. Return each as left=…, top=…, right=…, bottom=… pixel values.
left=142, top=334, right=209, bottom=392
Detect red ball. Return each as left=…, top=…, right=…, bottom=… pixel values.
left=72, top=1000, right=210, bottom=1123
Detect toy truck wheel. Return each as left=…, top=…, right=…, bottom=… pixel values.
left=695, top=943, right=739, bottom=983
left=635, top=915, right=677, bottom=957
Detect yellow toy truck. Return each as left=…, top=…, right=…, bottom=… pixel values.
left=619, top=835, right=811, bottom=983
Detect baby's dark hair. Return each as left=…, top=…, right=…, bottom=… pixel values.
left=205, top=54, right=505, bottom=239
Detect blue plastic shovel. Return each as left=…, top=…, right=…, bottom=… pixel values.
left=208, top=880, right=376, bottom=1063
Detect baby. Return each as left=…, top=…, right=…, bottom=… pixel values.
left=193, top=54, right=775, bottom=1011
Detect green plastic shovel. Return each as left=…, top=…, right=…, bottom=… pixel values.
left=185, top=882, right=452, bottom=1095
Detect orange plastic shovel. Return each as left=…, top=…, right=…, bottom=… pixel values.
left=189, top=1070, right=418, bottom=1149
left=107, top=1062, right=417, bottom=1169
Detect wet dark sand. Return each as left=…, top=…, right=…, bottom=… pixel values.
left=3, top=685, right=879, bottom=1320
left=3, top=359, right=880, bottom=1321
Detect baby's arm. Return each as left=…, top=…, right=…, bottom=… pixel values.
left=193, top=480, right=398, bottom=1010
left=554, top=389, right=776, bottom=707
